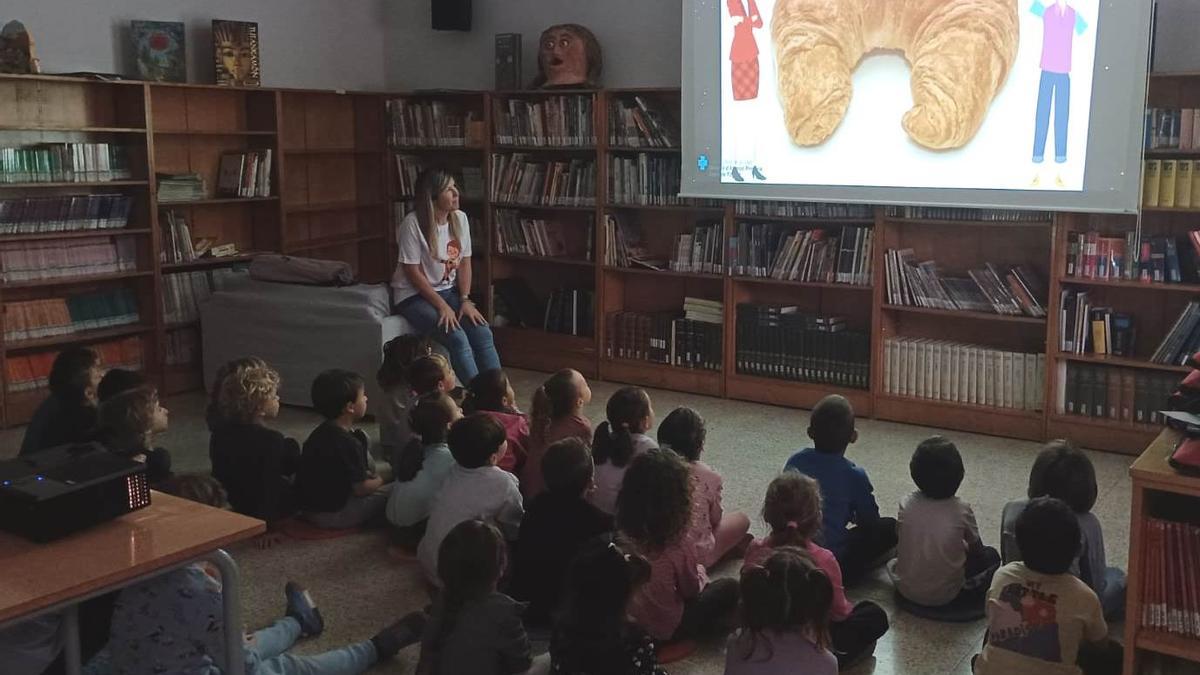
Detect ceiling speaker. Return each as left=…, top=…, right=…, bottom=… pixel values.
left=432, top=0, right=472, bottom=31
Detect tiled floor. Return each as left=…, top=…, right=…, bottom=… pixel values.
left=0, top=368, right=1134, bottom=674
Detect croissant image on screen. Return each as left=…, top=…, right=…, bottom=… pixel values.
left=772, top=0, right=1020, bottom=150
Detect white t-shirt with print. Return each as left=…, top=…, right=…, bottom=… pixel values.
left=391, top=210, right=472, bottom=304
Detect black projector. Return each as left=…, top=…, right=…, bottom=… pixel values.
left=0, top=443, right=151, bottom=542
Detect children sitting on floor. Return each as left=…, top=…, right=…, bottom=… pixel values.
left=205, top=356, right=269, bottom=432
left=891, top=436, right=1000, bottom=614
left=19, top=346, right=103, bottom=456
left=726, top=546, right=838, bottom=675
left=96, top=368, right=146, bottom=402
left=590, top=387, right=657, bottom=516
left=376, top=335, right=434, bottom=460
left=783, top=394, right=897, bottom=585
left=619, top=450, right=738, bottom=644
left=296, top=369, right=388, bottom=529
left=417, top=414, right=524, bottom=584
left=1001, top=440, right=1126, bottom=620
left=417, top=519, right=536, bottom=675
left=657, top=406, right=751, bottom=568
left=744, top=472, right=888, bottom=668
left=94, top=385, right=173, bottom=485
left=384, top=392, right=462, bottom=550
left=550, top=536, right=665, bottom=675
left=976, top=497, right=1121, bottom=675
left=509, top=437, right=614, bottom=627
left=523, top=368, right=593, bottom=498
left=390, top=353, right=456, bottom=470
left=464, top=368, right=529, bottom=474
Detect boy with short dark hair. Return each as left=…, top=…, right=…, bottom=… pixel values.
left=417, top=413, right=524, bottom=583
left=975, top=497, right=1118, bottom=675
left=296, top=369, right=388, bottom=529
left=510, top=437, right=614, bottom=625
left=891, top=436, right=1000, bottom=612
left=783, top=394, right=896, bottom=585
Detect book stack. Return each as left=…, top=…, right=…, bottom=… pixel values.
left=886, top=251, right=1047, bottom=317
left=494, top=209, right=573, bottom=258
left=1143, top=160, right=1200, bottom=209
left=1151, top=300, right=1200, bottom=365
left=493, top=96, right=595, bottom=146
left=1145, top=107, right=1200, bottom=150
left=884, top=205, right=1053, bottom=222
left=392, top=154, right=423, bottom=198
left=0, top=195, right=133, bottom=233
left=608, top=96, right=679, bottom=148
left=159, top=210, right=197, bottom=263
left=0, top=143, right=131, bottom=183
left=216, top=151, right=272, bottom=198
left=156, top=173, right=207, bottom=203
left=603, top=215, right=664, bottom=270
left=460, top=167, right=484, bottom=201
left=732, top=224, right=873, bottom=285
left=736, top=305, right=870, bottom=389
left=0, top=238, right=138, bottom=282
left=884, top=337, right=1045, bottom=411
left=165, top=327, right=200, bottom=366
left=162, top=271, right=214, bottom=325
left=608, top=154, right=685, bottom=205
left=606, top=311, right=723, bottom=371
left=669, top=223, right=724, bottom=274
left=734, top=201, right=874, bottom=219
left=1059, top=363, right=1174, bottom=424
left=6, top=337, right=143, bottom=393
left=544, top=287, right=594, bottom=337
left=1058, top=291, right=1135, bottom=356
left=1140, top=518, right=1200, bottom=639
left=385, top=99, right=475, bottom=147
left=3, top=289, right=140, bottom=342
left=490, top=154, right=595, bottom=206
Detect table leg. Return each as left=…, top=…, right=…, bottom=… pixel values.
left=62, top=604, right=81, bottom=675
left=205, top=549, right=245, bottom=675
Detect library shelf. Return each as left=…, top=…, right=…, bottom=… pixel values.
left=604, top=203, right=725, bottom=213
left=5, top=388, right=49, bottom=427
left=726, top=372, right=872, bottom=417
left=165, top=320, right=200, bottom=332
left=162, top=362, right=204, bottom=396
left=881, top=304, right=1047, bottom=325
left=1, top=270, right=154, bottom=290
left=1044, top=414, right=1160, bottom=456
left=493, top=144, right=597, bottom=152
left=158, top=196, right=278, bottom=206
left=0, top=228, right=152, bottom=243
left=607, top=146, right=683, bottom=154
left=1057, top=277, right=1200, bottom=294
left=284, top=201, right=384, bottom=214
left=1056, top=353, right=1190, bottom=374
left=389, top=145, right=486, bottom=152
left=1134, top=631, right=1200, bottom=664
left=1143, top=149, right=1200, bottom=158
left=733, top=276, right=873, bottom=292
left=0, top=181, right=148, bottom=189
left=152, top=129, right=276, bottom=136
left=0, top=125, right=147, bottom=134
left=599, top=356, right=723, bottom=397
left=604, top=266, right=725, bottom=282
left=4, top=324, right=155, bottom=353
left=732, top=213, right=875, bottom=225
left=490, top=202, right=596, bottom=212
left=883, top=217, right=1054, bottom=229
left=492, top=325, right=597, bottom=378
left=287, top=233, right=385, bottom=253
left=494, top=253, right=595, bottom=268
left=1149, top=70, right=1200, bottom=79
left=1141, top=207, right=1200, bottom=214
left=282, top=148, right=384, bottom=155
left=874, top=394, right=1045, bottom=441
left=162, top=254, right=258, bottom=273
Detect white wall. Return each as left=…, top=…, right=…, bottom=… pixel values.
left=4, top=0, right=388, bottom=91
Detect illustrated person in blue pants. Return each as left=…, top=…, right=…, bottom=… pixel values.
left=1031, top=0, right=1089, bottom=187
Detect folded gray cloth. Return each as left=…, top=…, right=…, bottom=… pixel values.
left=249, top=254, right=354, bottom=286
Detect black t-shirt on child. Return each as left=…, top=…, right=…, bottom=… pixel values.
left=210, top=422, right=301, bottom=523
left=296, top=420, right=372, bottom=513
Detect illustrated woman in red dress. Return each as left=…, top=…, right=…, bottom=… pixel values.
left=727, top=0, right=766, bottom=182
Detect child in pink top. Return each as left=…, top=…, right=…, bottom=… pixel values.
left=657, top=407, right=751, bottom=568
left=618, top=450, right=738, bottom=642
left=464, top=368, right=529, bottom=475
left=745, top=473, right=888, bottom=669
left=589, top=387, right=657, bottom=516
left=523, top=368, right=593, bottom=498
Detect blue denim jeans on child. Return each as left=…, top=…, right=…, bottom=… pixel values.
left=245, top=617, right=376, bottom=675
left=1033, top=70, right=1071, bottom=163
left=397, top=287, right=500, bottom=385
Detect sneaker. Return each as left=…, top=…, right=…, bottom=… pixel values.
left=285, top=581, right=325, bottom=637
left=372, top=611, right=428, bottom=660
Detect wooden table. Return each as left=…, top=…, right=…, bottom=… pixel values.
left=0, top=491, right=265, bottom=675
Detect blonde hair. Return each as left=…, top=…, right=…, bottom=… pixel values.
left=219, top=364, right=281, bottom=424
left=99, top=386, right=159, bottom=449
left=414, top=168, right=465, bottom=257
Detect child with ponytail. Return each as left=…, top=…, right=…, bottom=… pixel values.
left=385, top=392, right=462, bottom=549
left=726, top=547, right=838, bottom=675
left=745, top=473, right=888, bottom=669
left=523, top=368, right=593, bottom=498
left=463, top=368, right=529, bottom=474
left=589, top=387, right=657, bottom=516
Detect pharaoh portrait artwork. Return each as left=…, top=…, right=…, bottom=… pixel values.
left=212, top=19, right=260, bottom=87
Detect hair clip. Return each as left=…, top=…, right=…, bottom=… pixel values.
left=786, top=520, right=800, bottom=529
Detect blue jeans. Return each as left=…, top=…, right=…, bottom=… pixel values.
left=1033, top=70, right=1071, bottom=163
left=397, top=288, right=500, bottom=385
left=245, top=617, right=377, bottom=675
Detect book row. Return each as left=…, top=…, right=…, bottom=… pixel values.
left=734, top=200, right=874, bottom=220
left=6, top=337, right=143, bottom=392
left=162, top=271, right=215, bottom=326
left=1145, top=107, right=1200, bottom=150
left=543, top=287, right=594, bottom=337
left=216, top=150, right=273, bottom=198
left=736, top=305, right=870, bottom=390
left=606, top=311, right=723, bottom=371
left=494, top=210, right=581, bottom=258
left=882, top=205, right=1054, bottom=222
left=0, top=238, right=138, bottom=283
left=1058, top=363, right=1175, bottom=425
left=607, top=154, right=685, bottom=206
left=1058, top=292, right=1134, bottom=357
left=160, top=211, right=235, bottom=263
left=0, top=143, right=132, bottom=184
left=1140, top=517, right=1200, bottom=639
left=607, top=96, right=679, bottom=149
left=165, top=326, right=200, bottom=366
left=489, top=154, right=596, bottom=207
left=385, top=99, right=480, bottom=147
left=3, top=289, right=140, bottom=342
left=1143, top=159, right=1200, bottom=208
left=885, top=251, right=1046, bottom=317
left=391, top=155, right=484, bottom=201
left=733, top=224, right=873, bottom=285
left=602, top=216, right=725, bottom=274
left=883, top=338, right=1046, bottom=411
left=493, top=96, right=596, bottom=146
left=1151, top=300, right=1200, bottom=366
left=156, top=173, right=207, bottom=203
left=0, top=195, right=134, bottom=234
